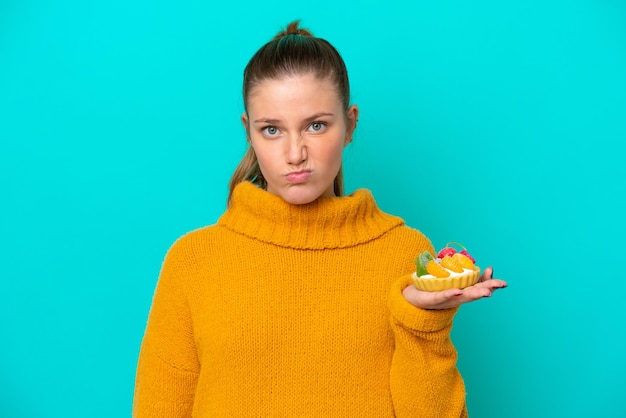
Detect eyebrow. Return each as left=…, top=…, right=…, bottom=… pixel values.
left=253, top=112, right=335, bottom=124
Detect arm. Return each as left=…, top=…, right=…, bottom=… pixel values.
left=387, top=275, right=468, bottom=418
left=388, top=266, right=507, bottom=417
left=133, top=239, right=200, bottom=418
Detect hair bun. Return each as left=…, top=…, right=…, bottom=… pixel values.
left=273, top=20, right=314, bottom=39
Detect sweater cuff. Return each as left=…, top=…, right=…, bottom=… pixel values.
left=388, top=274, right=458, bottom=333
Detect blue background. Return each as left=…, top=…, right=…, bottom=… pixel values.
left=1, top=1, right=625, bottom=417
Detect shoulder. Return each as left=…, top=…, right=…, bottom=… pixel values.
left=356, top=189, right=434, bottom=254
left=386, top=224, right=435, bottom=254
left=163, top=224, right=225, bottom=263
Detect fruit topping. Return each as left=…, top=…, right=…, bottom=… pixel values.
left=459, top=249, right=475, bottom=263
left=440, top=242, right=476, bottom=263
left=440, top=255, right=464, bottom=273
left=426, top=260, right=450, bottom=278
left=415, top=243, right=477, bottom=279
left=415, top=251, right=435, bottom=277
left=437, top=247, right=457, bottom=259
left=452, top=253, right=475, bottom=269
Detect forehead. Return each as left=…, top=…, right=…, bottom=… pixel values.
left=247, top=74, right=341, bottom=114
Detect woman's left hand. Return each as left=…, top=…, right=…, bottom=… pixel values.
left=402, top=267, right=507, bottom=310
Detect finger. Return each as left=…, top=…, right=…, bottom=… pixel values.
left=479, top=266, right=494, bottom=282
left=433, top=287, right=490, bottom=309
left=445, top=287, right=464, bottom=297
left=474, top=279, right=508, bottom=291
left=418, top=288, right=463, bottom=308
left=461, top=285, right=492, bottom=300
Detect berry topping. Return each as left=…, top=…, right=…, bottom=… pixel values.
left=437, top=247, right=457, bottom=259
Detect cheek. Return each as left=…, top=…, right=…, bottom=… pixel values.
left=252, top=144, right=280, bottom=174
left=324, top=138, right=346, bottom=164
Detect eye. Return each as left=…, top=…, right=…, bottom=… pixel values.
left=308, top=122, right=327, bottom=132
left=262, top=126, right=280, bottom=137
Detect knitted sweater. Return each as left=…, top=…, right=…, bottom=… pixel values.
left=133, top=181, right=468, bottom=417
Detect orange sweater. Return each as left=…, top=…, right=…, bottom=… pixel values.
left=133, top=182, right=468, bottom=417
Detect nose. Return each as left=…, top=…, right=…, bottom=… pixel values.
left=286, top=134, right=307, bottom=165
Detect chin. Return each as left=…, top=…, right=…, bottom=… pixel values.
left=276, top=186, right=327, bottom=205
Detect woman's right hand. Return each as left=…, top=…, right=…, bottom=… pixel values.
left=402, top=267, right=507, bottom=310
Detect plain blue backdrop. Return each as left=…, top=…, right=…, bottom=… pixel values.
left=1, top=1, right=625, bottom=417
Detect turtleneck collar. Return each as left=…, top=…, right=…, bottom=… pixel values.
left=218, top=181, right=404, bottom=250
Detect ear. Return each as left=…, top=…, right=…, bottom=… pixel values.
left=344, top=104, right=359, bottom=145
left=241, top=112, right=250, bottom=140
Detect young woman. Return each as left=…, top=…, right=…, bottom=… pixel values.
left=133, top=21, right=507, bottom=417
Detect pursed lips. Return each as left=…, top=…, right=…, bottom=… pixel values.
left=285, top=170, right=312, bottom=183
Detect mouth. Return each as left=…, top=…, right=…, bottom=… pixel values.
left=285, top=170, right=312, bottom=183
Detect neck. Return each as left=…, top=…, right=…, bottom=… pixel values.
left=218, top=181, right=404, bottom=250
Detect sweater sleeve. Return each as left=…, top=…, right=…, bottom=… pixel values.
left=133, top=238, right=200, bottom=418
left=387, top=274, right=468, bottom=418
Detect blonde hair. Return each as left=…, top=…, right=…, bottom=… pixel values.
left=228, top=20, right=351, bottom=206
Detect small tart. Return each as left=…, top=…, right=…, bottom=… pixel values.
left=411, top=267, right=481, bottom=291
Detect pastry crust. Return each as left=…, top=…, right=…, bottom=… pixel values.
left=411, top=267, right=481, bottom=291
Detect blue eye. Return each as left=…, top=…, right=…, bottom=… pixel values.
left=309, top=122, right=326, bottom=132
left=262, top=126, right=280, bottom=137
